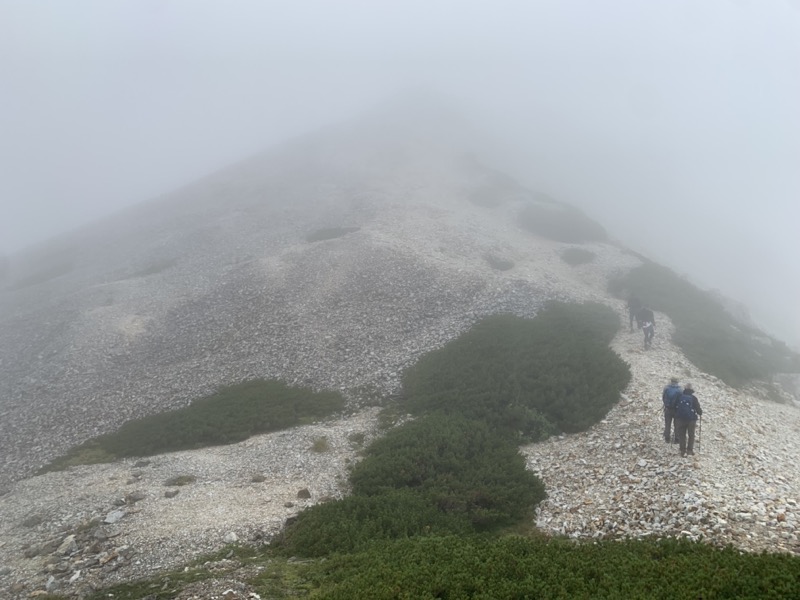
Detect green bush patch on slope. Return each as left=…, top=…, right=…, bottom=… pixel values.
left=295, top=535, right=800, bottom=600
left=275, top=413, right=545, bottom=557
left=484, top=253, right=515, bottom=271
left=610, top=262, right=800, bottom=387
left=39, top=380, right=345, bottom=472
left=561, top=247, right=595, bottom=266
left=518, top=202, right=607, bottom=243
left=401, top=302, right=631, bottom=441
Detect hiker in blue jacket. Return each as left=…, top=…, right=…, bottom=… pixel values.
left=672, top=383, right=703, bottom=457
left=662, top=377, right=682, bottom=443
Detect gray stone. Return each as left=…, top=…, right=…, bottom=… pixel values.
left=104, top=510, right=126, bottom=524
left=222, top=532, right=238, bottom=544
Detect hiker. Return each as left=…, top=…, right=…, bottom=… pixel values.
left=637, top=306, right=655, bottom=349
left=672, top=383, right=703, bottom=457
left=661, top=377, right=682, bottom=443
left=627, top=294, right=642, bottom=331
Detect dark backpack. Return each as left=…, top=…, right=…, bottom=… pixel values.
left=674, top=393, right=696, bottom=421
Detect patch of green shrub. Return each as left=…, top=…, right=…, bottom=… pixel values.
left=21, top=514, right=45, bottom=528
left=276, top=489, right=473, bottom=557
left=350, top=414, right=545, bottom=526
left=467, top=167, right=527, bottom=208
left=401, top=302, right=630, bottom=440
left=164, top=474, right=196, bottom=486
left=311, top=436, right=330, bottom=453
left=610, top=262, right=800, bottom=387
left=518, top=202, right=607, bottom=243
left=347, top=432, right=366, bottom=446
left=305, top=227, right=359, bottom=242
left=40, top=380, right=345, bottom=471
left=485, top=254, right=515, bottom=271
left=276, top=414, right=543, bottom=558
left=295, top=535, right=800, bottom=600
left=561, top=247, right=595, bottom=266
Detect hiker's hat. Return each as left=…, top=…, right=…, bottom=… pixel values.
left=670, top=377, right=679, bottom=384
left=684, top=383, right=694, bottom=392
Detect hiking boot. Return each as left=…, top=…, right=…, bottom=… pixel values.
left=687, top=450, right=694, bottom=456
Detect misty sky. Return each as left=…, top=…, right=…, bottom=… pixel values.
left=2, top=0, right=799, bottom=346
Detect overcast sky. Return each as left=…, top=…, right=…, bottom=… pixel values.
left=1, top=0, right=798, bottom=345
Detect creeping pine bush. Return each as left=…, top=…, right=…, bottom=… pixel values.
left=610, top=262, right=800, bottom=387
left=402, top=302, right=630, bottom=441
left=295, top=535, right=800, bottom=600
left=276, top=414, right=544, bottom=557
left=350, top=414, right=545, bottom=527
left=517, top=202, right=607, bottom=243
left=484, top=254, right=515, bottom=271
left=561, top=247, right=595, bottom=266
left=40, top=380, right=345, bottom=471
left=276, top=489, right=474, bottom=557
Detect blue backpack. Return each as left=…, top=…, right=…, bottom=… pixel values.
left=674, top=393, right=696, bottom=421
left=663, top=385, right=681, bottom=409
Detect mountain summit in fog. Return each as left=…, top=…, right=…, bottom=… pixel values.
left=0, top=98, right=795, bottom=488
left=1, top=97, right=799, bottom=597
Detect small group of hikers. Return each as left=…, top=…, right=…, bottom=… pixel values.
left=661, top=377, right=703, bottom=457
left=627, top=294, right=655, bottom=350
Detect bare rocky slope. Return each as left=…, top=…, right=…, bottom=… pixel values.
left=1, top=106, right=798, bottom=598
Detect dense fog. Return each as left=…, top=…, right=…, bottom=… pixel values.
left=1, top=0, right=798, bottom=346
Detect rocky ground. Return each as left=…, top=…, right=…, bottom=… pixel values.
left=1, top=137, right=798, bottom=598
left=525, top=317, right=800, bottom=554
left=2, top=264, right=798, bottom=599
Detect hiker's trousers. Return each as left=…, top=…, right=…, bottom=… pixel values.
left=663, top=408, right=676, bottom=443
left=674, top=418, right=697, bottom=455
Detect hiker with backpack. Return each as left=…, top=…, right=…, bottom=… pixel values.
left=662, top=377, right=682, bottom=443
left=637, top=306, right=655, bottom=349
left=671, top=383, right=703, bottom=457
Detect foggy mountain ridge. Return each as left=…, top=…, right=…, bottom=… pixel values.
left=1, top=101, right=800, bottom=596
left=0, top=101, right=602, bottom=487
left=0, top=101, right=795, bottom=489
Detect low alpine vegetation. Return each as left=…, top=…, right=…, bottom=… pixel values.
left=39, top=380, right=345, bottom=472
left=484, top=253, right=515, bottom=271
left=293, top=535, right=800, bottom=599
left=610, top=262, right=800, bottom=387
left=402, top=302, right=631, bottom=441
left=275, top=413, right=545, bottom=557
left=561, top=247, right=595, bottom=266
left=518, top=202, right=607, bottom=243
left=164, top=474, right=196, bottom=487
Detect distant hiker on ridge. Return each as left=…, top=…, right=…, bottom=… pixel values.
left=662, top=377, right=682, bottom=443
left=627, top=294, right=642, bottom=332
left=637, top=306, right=655, bottom=350
left=671, top=383, right=703, bottom=457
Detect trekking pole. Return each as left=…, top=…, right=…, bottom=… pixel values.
left=698, top=416, right=702, bottom=454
